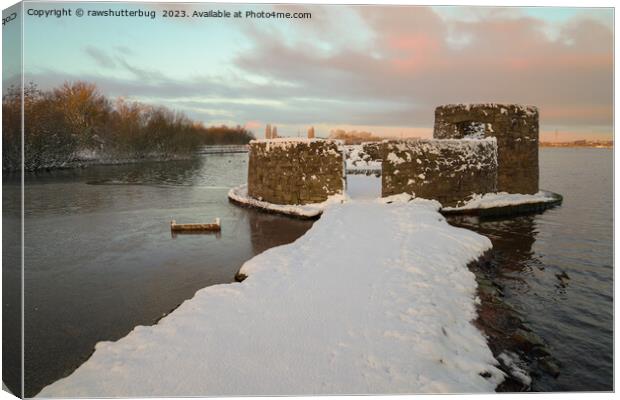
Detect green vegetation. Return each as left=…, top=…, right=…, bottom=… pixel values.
left=2, top=81, right=254, bottom=171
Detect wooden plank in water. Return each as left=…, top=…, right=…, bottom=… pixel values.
left=170, top=218, right=221, bottom=232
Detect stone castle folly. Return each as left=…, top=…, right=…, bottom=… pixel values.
left=247, top=139, right=344, bottom=205
left=242, top=104, right=539, bottom=210
left=433, top=104, right=539, bottom=194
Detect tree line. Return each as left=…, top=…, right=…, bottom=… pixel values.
left=2, top=81, right=255, bottom=171
left=328, top=129, right=384, bottom=145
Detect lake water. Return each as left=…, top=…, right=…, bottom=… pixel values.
left=449, top=148, right=613, bottom=391
left=3, top=154, right=314, bottom=396
left=2, top=148, right=613, bottom=395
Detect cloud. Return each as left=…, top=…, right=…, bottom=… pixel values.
left=83, top=46, right=168, bottom=81
left=84, top=46, right=117, bottom=69
left=114, top=45, right=134, bottom=56
left=114, top=56, right=167, bottom=82
left=231, top=6, right=613, bottom=132
left=21, top=6, right=613, bottom=138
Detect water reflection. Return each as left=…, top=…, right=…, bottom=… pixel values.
left=2, top=173, right=23, bottom=396
left=171, top=230, right=223, bottom=239
left=248, top=211, right=314, bottom=255
left=449, top=215, right=541, bottom=277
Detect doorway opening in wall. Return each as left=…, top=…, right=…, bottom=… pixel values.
left=346, top=174, right=382, bottom=200
left=457, top=121, right=487, bottom=139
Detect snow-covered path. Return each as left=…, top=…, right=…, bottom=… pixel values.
left=38, top=198, right=503, bottom=397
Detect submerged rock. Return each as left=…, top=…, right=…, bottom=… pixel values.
left=512, top=329, right=545, bottom=351
left=537, top=357, right=561, bottom=378
left=234, top=271, right=247, bottom=282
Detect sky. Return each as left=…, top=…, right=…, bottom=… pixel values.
left=2, top=1, right=614, bottom=141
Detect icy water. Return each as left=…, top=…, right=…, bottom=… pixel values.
left=449, top=148, right=613, bottom=391
left=2, top=154, right=314, bottom=397
left=2, top=148, right=613, bottom=395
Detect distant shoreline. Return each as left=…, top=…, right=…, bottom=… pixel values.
left=539, top=141, right=613, bottom=148
left=1, top=153, right=197, bottom=173
left=539, top=145, right=612, bottom=149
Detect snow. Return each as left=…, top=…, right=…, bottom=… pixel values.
left=385, top=138, right=496, bottom=157
left=2, top=382, right=13, bottom=396
left=344, top=145, right=382, bottom=174
left=379, top=192, right=415, bottom=204
left=439, top=103, right=538, bottom=116
left=346, top=174, right=381, bottom=200
left=228, top=184, right=346, bottom=218
left=442, top=191, right=558, bottom=211
left=38, top=199, right=504, bottom=397
left=387, top=152, right=406, bottom=165
left=252, top=138, right=334, bottom=144
left=251, top=138, right=342, bottom=152
left=497, top=352, right=531, bottom=388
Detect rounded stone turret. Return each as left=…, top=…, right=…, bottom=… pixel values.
left=247, top=138, right=344, bottom=205
left=434, top=103, right=539, bottom=194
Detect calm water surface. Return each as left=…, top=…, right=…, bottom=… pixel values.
left=3, top=148, right=613, bottom=395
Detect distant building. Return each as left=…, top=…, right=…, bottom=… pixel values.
left=265, top=124, right=272, bottom=139
left=308, top=126, right=315, bottom=139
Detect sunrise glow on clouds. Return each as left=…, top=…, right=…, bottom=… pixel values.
left=4, top=1, right=613, bottom=140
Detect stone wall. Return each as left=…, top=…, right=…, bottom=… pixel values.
left=434, top=103, right=539, bottom=194
left=361, top=141, right=383, bottom=161
left=381, top=139, right=498, bottom=207
left=248, top=139, right=344, bottom=205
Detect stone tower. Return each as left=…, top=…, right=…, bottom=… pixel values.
left=433, top=104, right=539, bottom=194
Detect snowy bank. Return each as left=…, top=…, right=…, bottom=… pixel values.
left=38, top=199, right=504, bottom=397
left=442, top=191, right=561, bottom=213
left=228, top=184, right=346, bottom=218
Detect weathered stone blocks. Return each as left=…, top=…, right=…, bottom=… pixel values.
left=381, top=139, right=498, bottom=207
left=434, top=104, right=539, bottom=194
left=361, top=142, right=383, bottom=161
left=248, top=139, right=344, bottom=205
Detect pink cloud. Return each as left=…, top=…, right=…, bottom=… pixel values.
left=233, top=6, right=612, bottom=138
left=244, top=120, right=262, bottom=130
